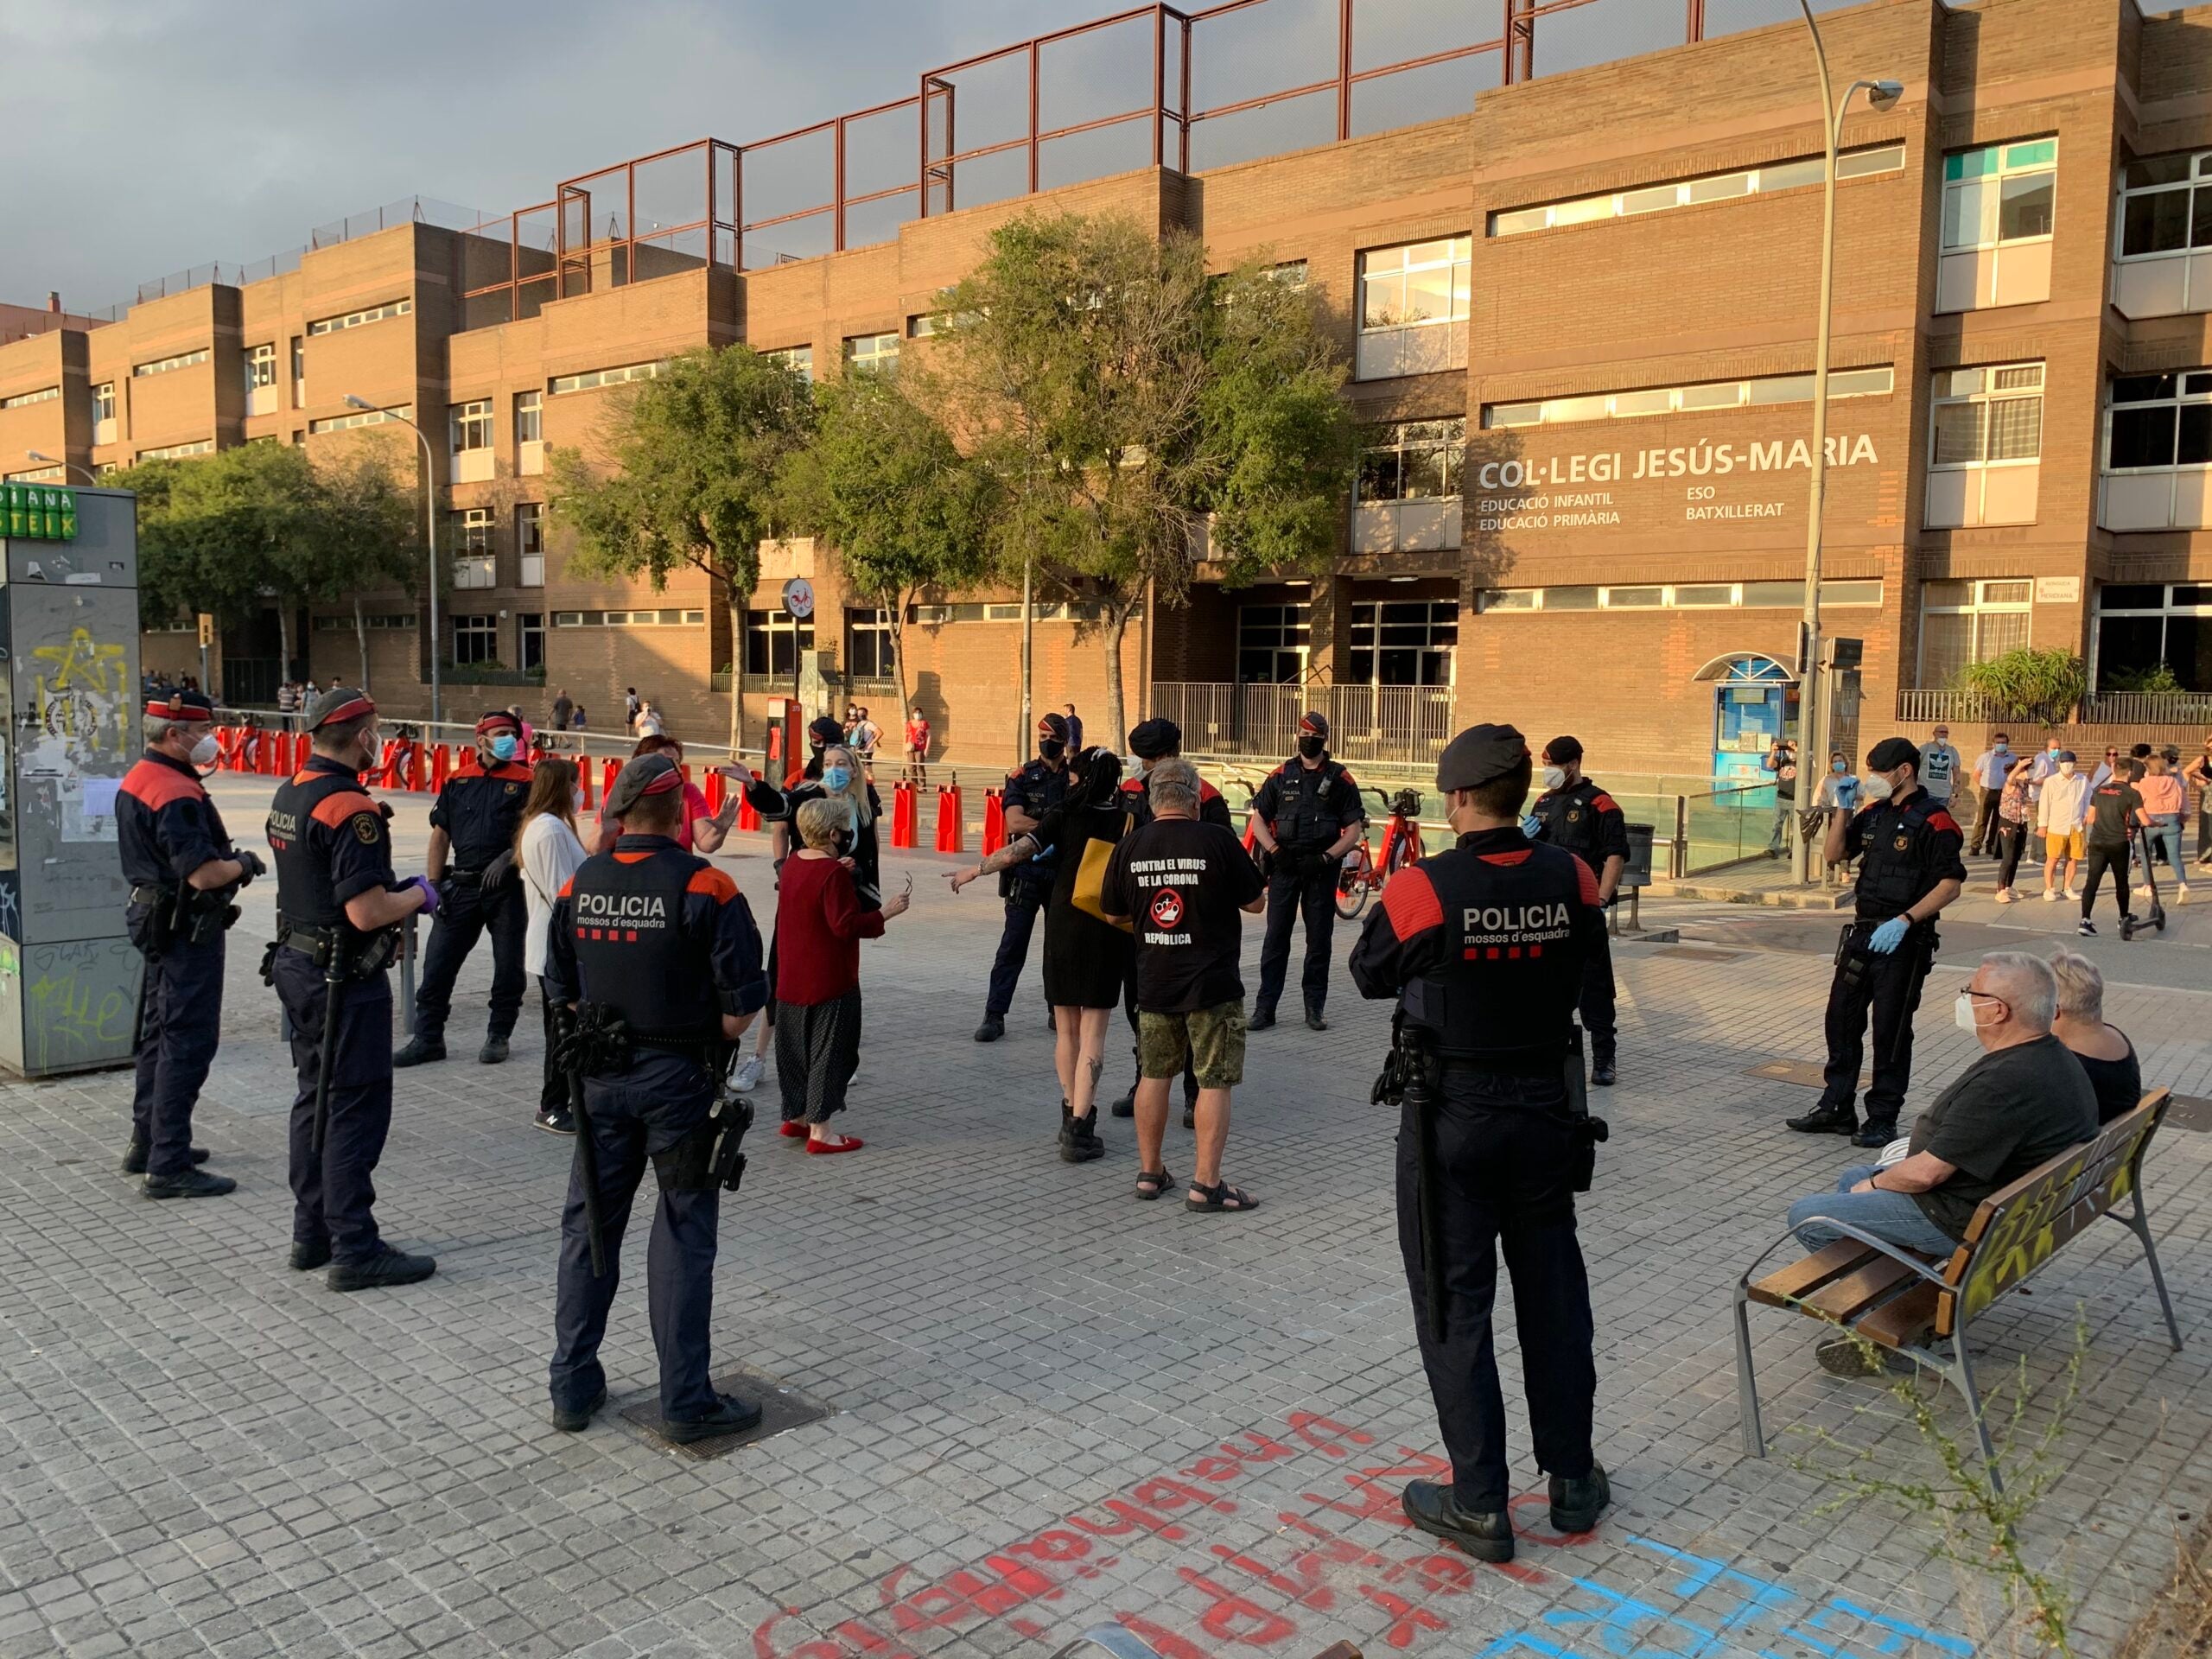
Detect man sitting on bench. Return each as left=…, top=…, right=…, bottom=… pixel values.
left=1783, top=950, right=2097, bottom=1371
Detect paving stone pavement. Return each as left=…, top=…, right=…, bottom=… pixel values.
left=0, top=775, right=2205, bottom=1658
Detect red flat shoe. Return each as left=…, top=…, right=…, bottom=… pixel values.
left=779, top=1121, right=808, bottom=1139
left=805, top=1134, right=864, bottom=1155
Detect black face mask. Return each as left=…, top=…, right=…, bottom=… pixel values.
left=1039, top=739, right=1065, bottom=764
left=831, top=828, right=854, bottom=858
left=1298, top=735, right=1325, bottom=760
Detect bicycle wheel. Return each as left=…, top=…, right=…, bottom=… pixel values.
left=1335, top=848, right=1372, bottom=919
left=1384, top=826, right=1421, bottom=880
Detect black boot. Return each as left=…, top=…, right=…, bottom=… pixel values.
left=973, top=1014, right=1005, bottom=1043
left=289, top=1239, right=333, bottom=1272
left=1058, top=1105, right=1104, bottom=1164
left=1249, top=1006, right=1275, bottom=1032
left=550, top=1387, right=607, bottom=1433
left=1785, top=1103, right=1858, bottom=1135
left=663, top=1391, right=762, bottom=1444
left=1109, top=1084, right=1135, bottom=1119
left=122, top=1141, right=208, bottom=1175
left=143, top=1168, right=237, bottom=1199
left=327, top=1246, right=438, bottom=1292
left=1852, top=1118, right=1899, bottom=1149
left=1548, top=1465, right=1611, bottom=1534
left=1401, top=1480, right=1515, bottom=1562
left=392, top=1035, right=446, bottom=1067
left=1590, top=1058, right=1617, bottom=1087
left=478, top=1033, right=511, bottom=1065
left=1304, top=1003, right=1328, bottom=1033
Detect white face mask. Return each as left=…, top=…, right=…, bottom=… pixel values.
left=188, top=732, right=219, bottom=767
left=2057, top=762, right=2075, bottom=778
left=1541, top=766, right=1567, bottom=791
left=1862, top=775, right=1891, bottom=802
left=1954, top=993, right=1980, bottom=1032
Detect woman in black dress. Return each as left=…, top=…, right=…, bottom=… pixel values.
left=950, top=746, right=1135, bottom=1162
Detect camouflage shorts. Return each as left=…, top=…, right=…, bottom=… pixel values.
left=1138, top=1001, right=1247, bottom=1090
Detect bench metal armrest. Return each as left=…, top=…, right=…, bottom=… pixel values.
left=1735, top=1219, right=1952, bottom=1300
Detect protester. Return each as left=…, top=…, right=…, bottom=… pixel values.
left=1763, top=737, right=1797, bottom=858
left=550, top=687, right=573, bottom=735
left=772, top=798, right=911, bottom=1154
left=905, top=706, right=931, bottom=785
left=2049, top=950, right=2143, bottom=1125
left=1103, top=758, right=1266, bottom=1211
left=2088, top=744, right=2122, bottom=794
left=634, top=699, right=665, bottom=739
left=517, top=757, right=589, bottom=1135
left=849, top=707, right=880, bottom=768
left=948, top=745, right=1135, bottom=1162
left=2136, top=748, right=2190, bottom=903
left=2036, top=748, right=2088, bottom=900
left=2183, top=734, right=2212, bottom=867
left=1967, top=732, right=2013, bottom=857
left=1785, top=951, right=2095, bottom=1370
left=1063, top=703, right=1084, bottom=753
left=276, top=680, right=300, bottom=718
left=1990, top=753, right=2037, bottom=903
left=1917, top=725, right=1961, bottom=822
left=592, top=734, right=734, bottom=855
left=2078, top=758, right=2142, bottom=937
left=624, top=687, right=640, bottom=728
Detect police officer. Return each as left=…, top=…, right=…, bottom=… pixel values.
left=1109, top=718, right=1236, bottom=1121
left=1527, top=735, right=1629, bottom=1086
left=1349, top=723, right=1611, bottom=1563
left=544, top=751, right=769, bottom=1440
left=266, top=688, right=440, bottom=1289
left=1788, top=736, right=1966, bottom=1148
left=119, top=688, right=263, bottom=1198
left=393, top=710, right=535, bottom=1066
left=973, top=712, right=1071, bottom=1042
left=1248, top=711, right=1365, bottom=1031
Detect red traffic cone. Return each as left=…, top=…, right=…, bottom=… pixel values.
left=981, top=789, right=1006, bottom=856
left=935, top=783, right=965, bottom=854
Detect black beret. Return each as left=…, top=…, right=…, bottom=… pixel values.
left=1866, top=737, right=1921, bottom=773
left=1299, top=709, right=1329, bottom=738
left=1128, top=717, right=1181, bottom=760
left=144, top=689, right=214, bottom=720
left=606, top=752, right=683, bottom=817
left=807, top=715, right=845, bottom=747
left=1037, top=712, right=1070, bottom=742
left=1436, top=723, right=1530, bottom=792
left=305, top=686, right=376, bottom=731
left=1543, top=734, right=1584, bottom=765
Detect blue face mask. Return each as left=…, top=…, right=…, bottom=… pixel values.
left=489, top=734, right=518, bottom=762
left=822, top=766, right=852, bottom=792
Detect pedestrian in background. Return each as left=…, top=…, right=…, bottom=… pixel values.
left=550, top=687, right=573, bottom=734
left=1917, top=724, right=1961, bottom=824
left=517, top=756, right=588, bottom=1135
left=1968, top=732, right=2013, bottom=856
left=904, top=706, right=931, bottom=785
left=2078, top=759, right=2144, bottom=938
left=849, top=707, right=880, bottom=770
left=593, top=735, right=734, bottom=855
left=623, top=687, right=640, bottom=728
left=634, top=700, right=664, bottom=740
left=2135, top=748, right=2190, bottom=903
left=2183, top=734, right=2212, bottom=867
left=1990, top=753, right=2036, bottom=903
left=2037, top=749, right=2088, bottom=901
left=570, top=704, right=588, bottom=733
left=772, top=797, right=911, bottom=1154
left=1063, top=703, right=1084, bottom=752
left=1763, top=737, right=1797, bottom=858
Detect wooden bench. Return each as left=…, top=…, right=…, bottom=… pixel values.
left=1734, top=1090, right=2183, bottom=1487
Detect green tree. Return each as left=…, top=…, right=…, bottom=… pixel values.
left=929, top=211, right=1355, bottom=738
left=1961, top=646, right=2088, bottom=725
left=547, top=346, right=814, bottom=746
left=300, top=448, right=422, bottom=691
left=778, top=374, right=996, bottom=728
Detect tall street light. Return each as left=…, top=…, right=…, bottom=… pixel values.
left=1793, top=0, right=1901, bottom=884
left=343, top=396, right=442, bottom=726
left=26, top=449, right=95, bottom=484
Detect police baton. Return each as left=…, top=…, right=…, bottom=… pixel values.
left=309, top=952, right=345, bottom=1155
left=398, top=911, right=418, bottom=1036
left=556, top=1010, right=607, bottom=1277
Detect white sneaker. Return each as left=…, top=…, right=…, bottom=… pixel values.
left=1994, top=888, right=2014, bottom=904
left=2041, top=888, right=2058, bottom=901
left=731, top=1055, right=766, bottom=1093
left=2135, top=884, right=2154, bottom=899
left=2065, top=887, right=2083, bottom=900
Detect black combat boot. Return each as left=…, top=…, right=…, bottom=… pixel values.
left=327, top=1246, right=437, bottom=1292
left=973, top=1014, right=1005, bottom=1043
left=289, top=1239, right=333, bottom=1272
left=143, top=1168, right=237, bottom=1199
left=1785, top=1103, right=1858, bottom=1135
left=1110, top=1084, right=1136, bottom=1119
left=663, top=1391, right=763, bottom=1444
left=1853, top=1118, right=1899, bottom=1150
left=1590, top=1058, right=1618, bottom=1087
left=1401, top=1480, right=1515, bottom=1562
left=1548, top=1464, right=1611, bottom=1534
left=122, top=1141, right=208, bottom=1175
left=1058, top=1105, right=1104, bottom=1164
left=1249, top=1006, right=1275, bottom=1032
left=1304, top=1003, right=1329, bottom=1033
left=392, top=1035, right=446, bottom=1067
left=550, top=1387, right=607, bottom=1433
left=478, top=1033, right=511, bottom=1065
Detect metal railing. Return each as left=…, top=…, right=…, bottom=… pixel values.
left=1899, top=688, right=2212, bottom=726
left=1155, top=681, right=1453, bottom=765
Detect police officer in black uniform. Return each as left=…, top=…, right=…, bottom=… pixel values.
left=119, top=688, right=263, bottom=1197
left=1788, top=736, right=1966, bottom=1148
left=1350, top=723, right=1611, bottom=1564
left=543, top=752, right=769, bottom=1440
left=973, top=712, right=1071, bottom=1042
left=1108, top=718, right=1238, bottom=1121
left=1248, top=711, right=1365, bottom=1031
left=265, top=688, right=440, bottom=1289
left=393, top=710, right=536, bottom=1066
left=1527, top=735, right=1630, bottom=1086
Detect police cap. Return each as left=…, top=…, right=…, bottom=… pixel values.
left=305, top=686, right=376, bottom=732
left=143, top=688, right=215, bottom=721
left=474, top=709, right=522, bottom=737
left=1038, top=712, right=1071, bottom=744
left=1543, top=734, right=1585, bottom=765
left=1298, top=709, right=1329, bottom=739
left=1436, top=723, right=1530, bottom=792
left=605, top=751, right=685, bottom=817
left=1866, top=736, right=1921, bottom=774
left=1127, top=717, right=1181, bottom=760
left=807, top=715, right=845, bottom=748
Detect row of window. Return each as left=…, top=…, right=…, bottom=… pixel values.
left=1, top=385, right=59, bottom=409
left=308, top=404, right=410, bottom=435
left=1478, top=580, right=1884, bottom=614
left=137, top=439, right=213, bottom=461
left=133, top=348, right=208, bottom=378
left=1491, top=143, right=1905, bottom=238
left=549, top=360, right=663, bottom=396
left=307, top=299, right=412, bottom=337
left=1485, top=367, right=1894, bottom=430
left=550, top=608, right=709, bottom=627
left=312, top=613, right=417, bottom=631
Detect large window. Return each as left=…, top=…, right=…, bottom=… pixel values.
left=1491, top=143, right=1905, bottom=238
left=514, top=389, right=542, bottom=445
left=518, top=613, right=544, bottom=673
left=450, top=399, right=492, bottom=455
left=1938, top=140, right=2056, bottom=311
left=1355, top=237, right=1471, bottom=380
left=133, top=349, right=209, bottom=378
left=2096, top=583, right=2212, bottom=693
left=516, top=503, right=544, bottom=587
left=1487, top=367, right=1892, bottom=429
left=549, top=360, right=664, bottom=395
left=245, top=343, right=276, bottom=390
left=92, top=380, right=115, bottom=429
left=2102, top=371, right=2212, bottom=530
left=1347, top=601, right=1455, bottom=687
left=451, top=614, right=499, bottom=666
left=2114, top=149, right=2212, bottom=318
left=308, top=299, right=411, bottom=336
left=1917, top=579, right=2031, bottom=690
left=451, top=507, right=495, bottom=588
left=845, top=607, right=894, bottom=679
left=843, top=334, right=899, bottom=377
left=743, top=609, right=815, bottom=677
left=289, top=336, right=305, bottom=404
left=1237, top=604, right=1311, bottom=683
left=1926, top=364, right=2044, bottom=528
left=1354, top=419, right=1465, bottom=555
left=764, top=346, right=814, bottom=382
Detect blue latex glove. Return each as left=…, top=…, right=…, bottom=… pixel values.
left=404, top=874, right=442, bottom=916
left=1866, top=915, right=1910, bottom=955
left=1519, top=813, right=1542, bottom=839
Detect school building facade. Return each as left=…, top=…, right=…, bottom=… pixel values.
left=3, top=0, right=2211, bottom=776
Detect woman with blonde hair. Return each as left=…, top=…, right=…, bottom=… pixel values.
left=2048, top=949, right=2142, bottom=1125
left=516, top=756, right=589, bottom=1135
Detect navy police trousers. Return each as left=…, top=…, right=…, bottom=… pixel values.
left=130, top=935, right=225, bottom=1179
left=276, top=949, right=397, bottom=1266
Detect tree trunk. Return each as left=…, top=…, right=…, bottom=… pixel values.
left=1103, top=600, right=1130, bottom=745
left=888, top=586, right=913, bottom=748
left=726, top=589, right=743, bottom=759
left=353, top=596, right=370, bottom=691
left=275, top=601, right=292, bottom=691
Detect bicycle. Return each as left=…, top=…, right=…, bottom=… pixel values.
left=1334, top=786, right=1427, bottom=919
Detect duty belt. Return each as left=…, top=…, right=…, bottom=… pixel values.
left=129, top=883, right=177, bottom=909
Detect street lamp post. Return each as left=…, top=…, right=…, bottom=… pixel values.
left=25, top=449, right=95, bottom=484
left=1791, top=0, right=1901, bottom=884
left=342, top=397, right=442, bottom=726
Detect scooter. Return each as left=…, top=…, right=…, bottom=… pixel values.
left=2120, top=825, right=2168, bottom=943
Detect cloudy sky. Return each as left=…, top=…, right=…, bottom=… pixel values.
left=1, top=0, right=1130, bottom=308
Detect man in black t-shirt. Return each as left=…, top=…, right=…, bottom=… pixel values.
left=1104, top=758, right=1267, bottom=1213
left=2080, top=761, right=2145, bottom=937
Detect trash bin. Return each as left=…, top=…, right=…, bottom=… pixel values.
left=1622, top=823, right=1655, bottom=888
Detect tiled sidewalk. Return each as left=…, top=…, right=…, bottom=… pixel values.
left=0, top=778, right=2204, bottom=1657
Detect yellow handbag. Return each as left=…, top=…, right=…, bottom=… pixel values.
left=1071, top=816, right=1132, bottom=932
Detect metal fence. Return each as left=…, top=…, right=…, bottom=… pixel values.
left=1155, top=681, right=1454, bottom=764
left=1898, top=689, right=2212, bottom=726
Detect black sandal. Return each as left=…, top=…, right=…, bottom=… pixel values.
left=1185, top=1180, right=1258, bottom=1213
left=1135, top=1168, right=1174, bottom=1201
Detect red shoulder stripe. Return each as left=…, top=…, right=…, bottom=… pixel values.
left=309, top=791, right=377, bottom=829
left=557, top=875, right=575, bottom=899
left=686, top=867, right=739, bottom=901
left=1198, top=779, right=1220, bottom=801
left=1590, top=792, right=1618, bottom=814
left=120, top=759, right=204, bottom=810
left=1379, top=866, right=1443, bottom=939
left=1478, top=849, right=1534, bottom=866
left=1119, top=779, right=1144, bottom=794
left=1337, top=767, right=1357, bottom=785
left=1927, top=810, right=1961, bottom=836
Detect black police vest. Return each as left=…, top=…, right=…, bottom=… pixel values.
left=268, top=768, right=370, bottom=934
left=566, top=849, right=721, bottom=1043
left=1853, top=792, right=1948, bottom=919
left=1537, top=779, right=1606, bottom=864
left=1399, top=843, right=1587, bottom=1069
left=1271, top=758, right=1351, bottom=849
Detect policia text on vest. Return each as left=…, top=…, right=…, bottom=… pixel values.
left=1348, top=721, right=1612, bottom=1566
